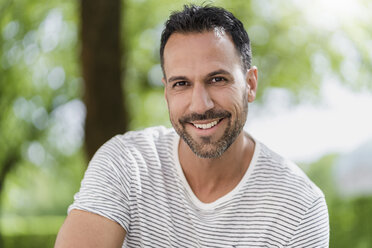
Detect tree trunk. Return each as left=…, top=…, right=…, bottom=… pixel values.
left=80, top=0, right=127, bottom=160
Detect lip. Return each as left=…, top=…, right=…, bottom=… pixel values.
left=190, top=118, right=222, bottom=125
left=187, top=118, right=225, bottom=136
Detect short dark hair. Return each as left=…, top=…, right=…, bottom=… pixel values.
left=160, top=5, right=252, bottom=74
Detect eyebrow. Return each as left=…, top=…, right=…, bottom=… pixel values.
left=206, top=69, right=231, bottom=78
left=167, top=75, right=188, bottom=83
left=167, top=69, right=231, bottom=83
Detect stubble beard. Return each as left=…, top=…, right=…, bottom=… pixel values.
left=171, top=96, right=248, bottom=159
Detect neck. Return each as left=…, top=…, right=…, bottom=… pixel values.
left=178, top=131, right=255, bottom=203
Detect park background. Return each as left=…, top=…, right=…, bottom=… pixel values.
left=1, top=0, right=372, bottom=247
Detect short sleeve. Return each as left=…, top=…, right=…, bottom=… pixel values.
left=68, top=136, right=132, bottom=232
left=285, top=197, right=329, bottom=248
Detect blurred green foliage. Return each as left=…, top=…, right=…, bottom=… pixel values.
left=1, top=0, right=371, bottom=247
left=303, top=155, right=372, bottom=248
left=3, top=234, right=56, bottom=248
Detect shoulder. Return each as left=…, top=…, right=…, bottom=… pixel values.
left=119, top=126, right=176, bottom=148
left=254, top=141, right=324, bottom=202
left=88, top=126, right=177, bottom=178
left=75, top=126, right=177, bottom=205
left=96, top=126, right=176, bottom=159
left=250, top=141, right=328, bottom=243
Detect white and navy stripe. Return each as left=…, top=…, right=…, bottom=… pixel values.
left=69, top=126, right=329, bottom=247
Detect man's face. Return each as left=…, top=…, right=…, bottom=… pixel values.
left=162, top=31, right=257, bottom=158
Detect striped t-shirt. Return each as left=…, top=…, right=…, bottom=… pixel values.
left=69, top=126, right=329, bottom=247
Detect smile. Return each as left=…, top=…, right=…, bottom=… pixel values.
left=192, top=119, right=221, bottom=129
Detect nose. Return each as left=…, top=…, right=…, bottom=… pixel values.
left=189, top=83, right=214, bottom=114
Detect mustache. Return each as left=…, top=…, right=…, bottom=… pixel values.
left=179, top=109, right=231, bottom=123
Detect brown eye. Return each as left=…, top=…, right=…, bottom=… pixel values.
left=173, top=81, right=188, bottom=88
left=211, top=77, right=227, bottom=83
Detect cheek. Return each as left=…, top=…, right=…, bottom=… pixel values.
left=214, top=88, right=244, bottom=108
left=167, top=96, right=185, bottom=118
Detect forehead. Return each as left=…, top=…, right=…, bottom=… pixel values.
left=163, top=31, right=242, bottom=78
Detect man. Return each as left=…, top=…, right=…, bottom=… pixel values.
left=55, top=5, right=329, bottom=248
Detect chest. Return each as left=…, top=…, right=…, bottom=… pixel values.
left=124, top=177, right=297, bottom=248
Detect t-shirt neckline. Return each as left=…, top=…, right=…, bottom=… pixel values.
left=172, top=132, right=260, bottom=210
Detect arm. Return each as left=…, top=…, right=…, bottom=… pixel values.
left=55, top=209, right=126, bottom=248
left=56, top=136, right=132, bottom=247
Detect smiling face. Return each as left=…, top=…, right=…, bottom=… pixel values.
left=163, top=31, right=257, bottom=158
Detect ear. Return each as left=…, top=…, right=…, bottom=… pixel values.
left=246, top=66, right=258, bottom=102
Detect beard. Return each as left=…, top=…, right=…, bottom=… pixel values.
left=171, top=94, right=248, bottom=159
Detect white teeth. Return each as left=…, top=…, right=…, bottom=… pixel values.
left=193, top=120, right=218, bottom=129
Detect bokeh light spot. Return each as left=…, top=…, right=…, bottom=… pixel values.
left=47, top=66, right=65, bottom=90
